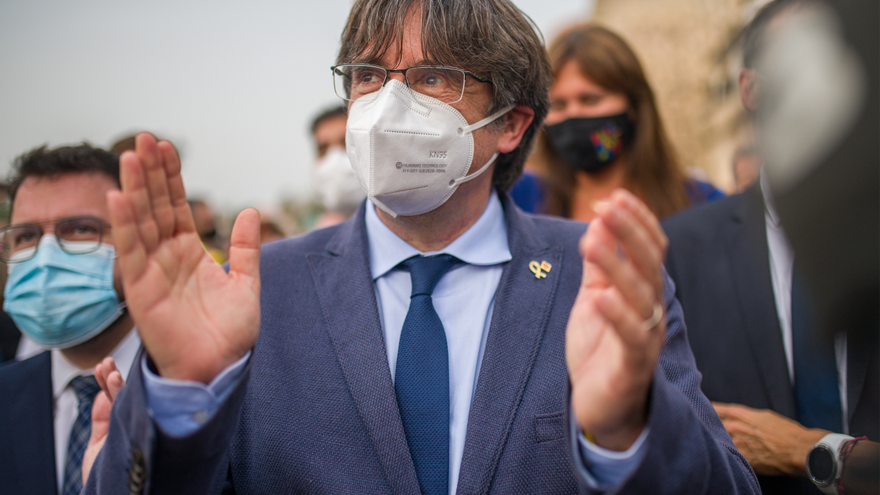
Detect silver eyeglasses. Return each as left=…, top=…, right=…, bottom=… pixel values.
left=331, top=64, right=493, bottom=104
left=0, top=216, right=112, bottom=263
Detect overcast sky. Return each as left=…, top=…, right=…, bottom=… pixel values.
left=0, top=0, right=594, bottom=212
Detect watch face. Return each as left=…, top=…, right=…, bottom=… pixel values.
left=808, top=446, right=836, bottom=486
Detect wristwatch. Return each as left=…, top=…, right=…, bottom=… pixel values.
left=806, top=433, right=852, bottom=495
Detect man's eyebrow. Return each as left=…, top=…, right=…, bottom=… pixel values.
left=346, top=57, right=444, bottom=68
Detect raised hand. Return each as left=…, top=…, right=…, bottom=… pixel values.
left=108, top=133, right=261, bottom=384
left=566, top=189, right=668, bottom=451
left=83, top=357, right=126, bottom=485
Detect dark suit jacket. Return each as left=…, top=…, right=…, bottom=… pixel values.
left=0, top=351, right=58, bottom=495
left=86, top=194, right=759, bottom=495
left=663, top=184, right=879, bottom=495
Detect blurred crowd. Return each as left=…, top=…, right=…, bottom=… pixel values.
left=0, top=0, right=876, bottom=494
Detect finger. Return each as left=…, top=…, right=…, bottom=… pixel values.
left=713, top=402, right=731, bottom=419
left=138, top=134, right=175, bottom=240
left=578, top=222, right=609, bottom=290
left=106, top=370, right=125, bottom=402
left=610, top=189, right=668, bottom=253
left=158, top=141, right=196, bottom=235
left=594, top=285, right=664, bottom=351
left=594, top=198, right=664, bottom=295
left=584, top=219, right=655, bottom=318
left=108, top=190, right=148, bottom=283
left=228, top=208, right=261, bottom=287
left=120, top=151, right=160, bottom=252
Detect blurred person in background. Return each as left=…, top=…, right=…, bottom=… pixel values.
left=188, top=198, right=227, bottom=264
left=663, top=1, right=877, bottom=494
left=531, top=24, right=724, bottom=222
left=310, top=105, right=366, bottom=228
left=732, top=145, right=762, bottom=193
left=259, top=220, right=285, bottom=244
left=0, top=144, right=138, bottom=495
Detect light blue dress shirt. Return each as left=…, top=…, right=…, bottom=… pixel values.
left=142, top=191, right=646, bottom=492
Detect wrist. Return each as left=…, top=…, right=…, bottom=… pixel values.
left=582, top=407, right=647, bottom=452
left=789, top=428, right=830, bottom=477
left=807, top=433, right=855, bottom=495
left=151, top=351, right=246, bottom=385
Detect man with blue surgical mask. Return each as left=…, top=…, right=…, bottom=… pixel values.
left=0, top=144, right=139, bottom=495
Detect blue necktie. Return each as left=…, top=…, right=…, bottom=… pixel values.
left=791, top=269, right=843, bottom=432
left=396, top=254, right=457, bottom=495
left=62, top=374, right=101, bottom=495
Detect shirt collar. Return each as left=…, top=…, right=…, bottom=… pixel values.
left=365, top=191, right=512, bottom=280
left=760, top=167, right=781, bottom=227
left=51, top=327, right=141, bottom=400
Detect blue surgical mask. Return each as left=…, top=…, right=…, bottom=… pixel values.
left=3, top=235, right=125, bottom=349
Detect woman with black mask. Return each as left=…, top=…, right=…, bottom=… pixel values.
left=530, top=24, right=723, bottom=221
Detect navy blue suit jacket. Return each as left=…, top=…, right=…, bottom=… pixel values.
left=86, top=194, right=759, bottom=494
left=0, top=351, right=58, bottom=495
left=663, top=184, right=879, bottom=495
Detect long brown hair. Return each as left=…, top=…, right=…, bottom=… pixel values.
left=533, top=24, right=692, bottom=218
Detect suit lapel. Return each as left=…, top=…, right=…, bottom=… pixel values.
left=456, top=196, right=564, bottom=494
left=725, top=185, right=797, bottom=418
left=307, top=205, right=420, bottom=495
left=846, top=326, right=877, bottom=424
left=7, top=352, right=58, bottom=494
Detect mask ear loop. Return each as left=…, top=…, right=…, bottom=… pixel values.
left=450, top=104, right=516, bottom=187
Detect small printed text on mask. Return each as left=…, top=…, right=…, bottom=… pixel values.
left=395, top=162, right=448, bottom=173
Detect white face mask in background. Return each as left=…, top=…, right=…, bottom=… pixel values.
left=346, top=79, right=513, bottom=217
left=313, top=146, right=366, bottom=213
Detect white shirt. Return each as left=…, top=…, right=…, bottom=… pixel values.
left=50, top=329, right=140, bottom=492
left=761, top=172, right=848, bottom=431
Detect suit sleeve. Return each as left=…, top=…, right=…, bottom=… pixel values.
left=569, top=271, right=761, bottom=494
left=83, top=346, right=251, bottom=495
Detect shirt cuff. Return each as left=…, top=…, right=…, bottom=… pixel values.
left=570, top=409, right=649, bottom=488
left=142, top=352, right=251, bottom=437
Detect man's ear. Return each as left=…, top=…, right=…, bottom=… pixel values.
left=496, top=104, right=535, bottom=154
left=739, top=68, right=759, bottom=112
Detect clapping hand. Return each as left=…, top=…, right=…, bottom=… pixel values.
left=566, top=190, right=668, bottom=451
left=108, top=133, right=261, bottom=384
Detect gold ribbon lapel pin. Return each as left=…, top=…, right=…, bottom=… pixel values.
left=529, top=260, right=552, bottom=279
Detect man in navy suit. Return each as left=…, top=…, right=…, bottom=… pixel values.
left=85, top=1, right=759, bottom=493
left=663, top=1, right=878, bottom=494
left=0, top=144, right=138, bottom=495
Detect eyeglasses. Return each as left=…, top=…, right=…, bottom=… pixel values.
left=331, top=64, right=493, bottom=104
left=0, top=216, right=112, bottom=263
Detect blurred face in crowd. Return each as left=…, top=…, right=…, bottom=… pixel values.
left=10, top=172, right=122, bottom=297
left=733, top=152, right=762, bottom=192
left=313, top=114, right=347, bottom=159
left=545, top=60, right=629, bottom=125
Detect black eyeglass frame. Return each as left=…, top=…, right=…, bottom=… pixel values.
left=330, top=63, right=493, bottom=103
left=0, top=215, right=113, bottom=263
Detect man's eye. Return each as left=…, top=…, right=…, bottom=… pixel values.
left=414, top=71, right=447, bottom=88
left=15, top=232, right=36, bottom=244
left=549, top=99, right=567, bottom=112
left=73, top=225, right=98, bottom=235
left=354, top=70, right=383, bottom=85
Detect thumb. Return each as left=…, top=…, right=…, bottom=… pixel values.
left=228, top=208, right=261, bottom=285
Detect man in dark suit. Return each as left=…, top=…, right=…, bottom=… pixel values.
left=84, top=1, right=758, bottom=493
left=0, top=144, right=139, bottom=495
left=663, top=1, right=878, bottom=494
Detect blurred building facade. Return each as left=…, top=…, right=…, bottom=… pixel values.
left=591, top=0, right=770, bottom=191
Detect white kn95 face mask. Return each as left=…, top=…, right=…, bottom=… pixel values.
left=346, top=79, right=514, bottom=217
